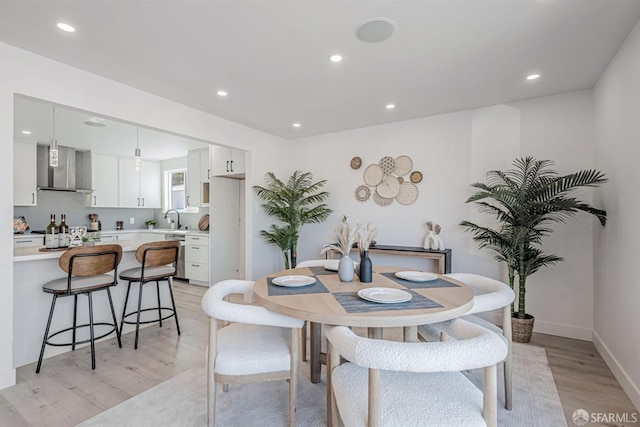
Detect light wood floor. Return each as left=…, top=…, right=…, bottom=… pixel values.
left=0, top=280, right=637, bottom=426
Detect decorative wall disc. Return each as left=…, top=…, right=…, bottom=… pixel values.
left=379, top=156, right=395, bottom=174
left=396, top=182, right=419, bottom=205
left=394, top=155, right=413, bottom=176
left=398, top=176, right=404, bottom=184
left=376, top=174, right=401, bottom=198
left=410, top=171, right=423, bottom=183
left=373, top=192, right=393, bottom=207
left=355, top=185, right=370, bottom=202
left=350, top=156, right=362, bottom=170
left=363, top=164, right=384, bottom=186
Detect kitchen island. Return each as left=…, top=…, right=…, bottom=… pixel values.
left=13, top=239, right=179, bottom=368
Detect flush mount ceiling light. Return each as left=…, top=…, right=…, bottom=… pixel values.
left=56, top=22, right=75, bottom=33
left=49, top=107, right=59, bottom=167
left=385, top=104, right=396, bottom=109
left=217, top=90, right=228, bottom=97
left=329, top=54, right=343, bottom=63
left=355, top=18, right=397, bottom=43
left=292, top=123, right=301, bottom=128
left=526, top=73, right=541, bottom=81
left=21, top=130, right=31, bottom=135
left=134, top=127, right=141, bottom=171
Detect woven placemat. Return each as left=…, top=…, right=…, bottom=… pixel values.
left=307, top=266, right=337, bottom=276
left=380, top=272, right=460, bottom=289
left=267, top=276, right=330, bottom=296
left=333, top=290, right=442, bottom=313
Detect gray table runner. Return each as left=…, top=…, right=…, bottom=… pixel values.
left=333, top=290, right=442, bottom=313
left=267, top=276, right=330, bottom=296
left=380, top=272, right=460, bottom=289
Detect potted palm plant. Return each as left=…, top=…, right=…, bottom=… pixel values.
left=253, top=170, right=333, bottom=269
left=461, top=157, right=607, bottom=342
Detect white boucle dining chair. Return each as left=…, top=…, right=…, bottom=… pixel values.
left=201, top=280, right=304, bottom=427
left=421, top=273, right=515, bottom=410
left=326, top=319, right=508, bottom=427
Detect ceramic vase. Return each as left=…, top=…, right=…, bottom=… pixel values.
left=359, top=250, right=373, bottom=283
left=338, top=255, right=355, bottom=282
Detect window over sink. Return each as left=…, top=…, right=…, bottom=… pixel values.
left=165, top=169, right=186, bottom=211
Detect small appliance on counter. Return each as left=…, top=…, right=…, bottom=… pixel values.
left=88, top=213, right=101, bottom=231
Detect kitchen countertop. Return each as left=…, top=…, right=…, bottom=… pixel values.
left=14, top=239, right=148, bottom=262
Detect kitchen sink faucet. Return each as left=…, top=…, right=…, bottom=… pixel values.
left=164, top=209, right=181, bottom=230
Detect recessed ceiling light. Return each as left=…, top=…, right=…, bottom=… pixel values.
left=526, top=73, right=541, bottom=81
left=56, top=22, right=76, bottom=33
left=329, top=54, right=343, bottom=63
left=292, top=123, right=301, bottom=128
left=217, top=90, right=228, bottom=97
left=385, top=104, right=395, bottom=109
left=21, top=130, right=31, bottom=135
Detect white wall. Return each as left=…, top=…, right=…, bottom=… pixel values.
left=290, top=90, right=598, bottom=342
left=0, top=42, right=290, bottom=389
left=593, top=19, right=640, bottom=411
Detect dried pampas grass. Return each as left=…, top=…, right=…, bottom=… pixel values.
left=321, top=217, right=357, bottom=256
left=357, top=221, right=378, bottom=251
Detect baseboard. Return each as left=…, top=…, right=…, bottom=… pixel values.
left=479, top=312, right=593, bottom=341
left=0, top=368, right=16, bottom=391
left=533, top=319, right=592, bottom=341
left=593, top=331, right=640, bottom=412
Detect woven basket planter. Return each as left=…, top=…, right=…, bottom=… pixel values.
left=512, top=313, right=535, bottom=343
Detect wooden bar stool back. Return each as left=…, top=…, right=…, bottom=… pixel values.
left=36, top=244, right=123, bottom=373
left=119, top=240, right=181, bottom=349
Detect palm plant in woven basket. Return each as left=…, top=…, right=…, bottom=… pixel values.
left=461, top=157, right=607, bottom=342
left=253, top=170, right=333, bottom=269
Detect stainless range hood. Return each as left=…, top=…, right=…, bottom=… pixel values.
left=37, top=145, right=93, bottom=193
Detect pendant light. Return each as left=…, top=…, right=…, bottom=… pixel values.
left=49, top=107, right=59, bottom=167
left=134, top=127, right=141, bottom=171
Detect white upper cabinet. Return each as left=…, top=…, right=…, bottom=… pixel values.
left=118, top=158, right=161, bottom=208
left=14, top=141, right=37, bottom=206
left=187, top=148, right=210, bottom=207
left=89, top=153, right=119, bottom=207
left=211, top=145, right=245, bottom=177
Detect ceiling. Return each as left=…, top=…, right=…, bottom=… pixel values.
left=14, top=96, right=209, bottom=160
left=1, top=1, right=639, bottom=140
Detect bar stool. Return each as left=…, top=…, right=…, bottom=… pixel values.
left=36, top=244, right=123, bottom=373
left=119, top=240, right=181, bottom=349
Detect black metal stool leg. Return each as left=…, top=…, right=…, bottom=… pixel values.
left=135, top=281, right=144, bottom=349
left=88, top=292, right=96, bottom=370
left=107, top=288, right=122, bottom=348
left=36, top=295, right=58, bottom=373
left=167, top=277, right=180, bottom=335
left=156, top=281, right=162, bottom=327
left=120, top=281, right=132, bottom=335
left=72, top=294, right=78, bottom=351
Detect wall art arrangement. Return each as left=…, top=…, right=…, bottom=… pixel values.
left=352, top=155, right=422, bottom=206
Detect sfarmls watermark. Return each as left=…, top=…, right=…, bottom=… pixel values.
left=572, top=409, right=638, bottom=425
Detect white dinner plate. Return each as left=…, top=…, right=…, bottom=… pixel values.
left=272, top=275, right=316, bottom=287
left=324, top=260, right=359, bottom=271
left=395, top=271, right=438, bottom=282
left=358, top=287, right=412, bottom=304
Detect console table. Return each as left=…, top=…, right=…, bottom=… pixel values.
left=328, top=245, right=452, bottom=274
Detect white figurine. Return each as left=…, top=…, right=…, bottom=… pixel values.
left=423, top=221, right=444, bottom=250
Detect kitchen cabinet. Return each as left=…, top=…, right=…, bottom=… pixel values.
left=186, top=148, right=210, bottom=207
left=13, top=235, right=44, bottom=248
left=88, top=153, right=119, bottom=207
left=14, top=141, right=38, bottom=206
left=118, top=158, right=161, bottom=208
left=186, top=234, right=209, bottom=285
left=211, top=145, right=245, bottom=178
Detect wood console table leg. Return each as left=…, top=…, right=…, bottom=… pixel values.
left=310, top=322, right=322, bottom=384
left=368, top=327, right=383, bottom=339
